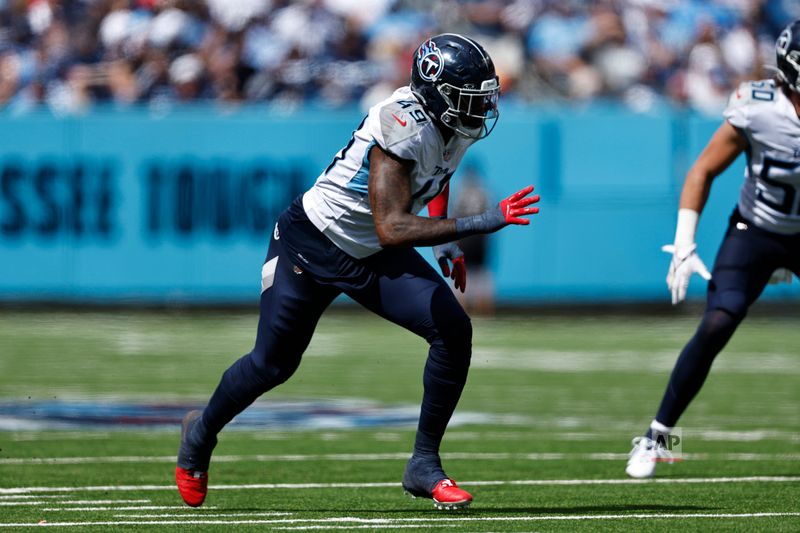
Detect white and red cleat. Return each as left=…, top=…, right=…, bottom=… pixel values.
left=625, top=436, right=675, bottom=479
left=402, top=454, right=472, bottom=509
left=430, top=478, right=472, bottom=510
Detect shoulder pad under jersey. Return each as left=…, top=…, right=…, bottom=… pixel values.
left=724, top=80, right=777, bottom=129
left=377, top=98, right=431, bottom=152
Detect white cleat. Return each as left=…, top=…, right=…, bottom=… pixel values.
left=625, top=436, right=674, bottom=479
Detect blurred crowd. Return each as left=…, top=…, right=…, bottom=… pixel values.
left=0, top=0, right=798, bottom=115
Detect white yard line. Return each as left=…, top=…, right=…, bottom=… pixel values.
left=0, top=502, right=49, bottom=506
left=3, top=451, right=800, bottom=465
left=470, top=347, right=800, bottom=374
left=2, top=512, right=800, bottom=528
left=0, top=496, right=65, bottom=501
left=41, top=506, right=218, bottom=511
left=57, top=500, right=149, bottom=505
left=0, top=453, right=411, bottom=465
left=1, top=476, right=799, bottom=495
left=112, top=512, right=293, bottom=518
left=0, top=499, right=148, bottom=507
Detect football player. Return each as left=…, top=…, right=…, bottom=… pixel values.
left=176, top=34, right=539, bottom=509
left=626, top=20, right=800, bottom=479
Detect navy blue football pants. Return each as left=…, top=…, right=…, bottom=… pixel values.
left=199, top=198, right=472, bottom=456
left=654, top=209, right=800, bottom=428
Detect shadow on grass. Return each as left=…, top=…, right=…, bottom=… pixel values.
left=455, top=504, right=718, bottom=514
left=242, top=503, right=718, bottom=514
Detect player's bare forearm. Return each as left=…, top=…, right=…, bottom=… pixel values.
left=679, top=167, right=715, bottom=214
left=679, top=121, right=747, bottom=213
left=369, top=145, right=462, bottom=248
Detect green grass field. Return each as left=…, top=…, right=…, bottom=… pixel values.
left=1, top=309, right=798, bottom=531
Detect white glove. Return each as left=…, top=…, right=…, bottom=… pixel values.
left=662, top=243, right=712, bottom=305
left=768, top=268, right=794, bottom=285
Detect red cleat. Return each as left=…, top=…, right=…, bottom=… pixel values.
left=431, top=478, right=472, bottom=510
left=176, top=410, right=213, bottom=507
left=175, top=466, right=208, bottom=507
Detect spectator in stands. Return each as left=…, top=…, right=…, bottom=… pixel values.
left=0, top=0, right=790, bottom=114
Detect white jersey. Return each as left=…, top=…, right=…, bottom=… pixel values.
left=302, top=86, right=475, bottom=258
left=724, top=79, right=800, bottom=235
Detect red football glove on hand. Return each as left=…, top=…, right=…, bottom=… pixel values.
left=500, top=185, right=539, bottom=225
left=433, top=242, right=466, bottom=293
left=454, top=185, right=540, bottom=235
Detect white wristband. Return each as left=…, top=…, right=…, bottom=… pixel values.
left=674, top=208, right=699, bottom=250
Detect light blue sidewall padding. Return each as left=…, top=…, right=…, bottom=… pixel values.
left=0, top=105, right=797, bottom=304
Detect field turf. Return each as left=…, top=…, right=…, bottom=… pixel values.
left=0, top=309, right=798, bottom=531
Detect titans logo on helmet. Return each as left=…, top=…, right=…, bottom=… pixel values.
left=777, top=27, right=800, bottom=71
left=777, top=28, right=791, bottom=55
left=417, top=40, right=444, bottom=82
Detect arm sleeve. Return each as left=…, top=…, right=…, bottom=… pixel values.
left=427, top=182, right=450, bottom=218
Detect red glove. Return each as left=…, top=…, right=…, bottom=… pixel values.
left=455, top=185, right=540, bottom=235
left=433, top=242, right=466, bottom=293
left=500, top=185, right=540, bottom=225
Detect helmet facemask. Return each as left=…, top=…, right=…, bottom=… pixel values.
left=438, top=78, right=500, bottom=140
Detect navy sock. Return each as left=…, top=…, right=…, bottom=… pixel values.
left=654, top=309, right=741, bottom=427
left=412, top=340, right=471, bottom=457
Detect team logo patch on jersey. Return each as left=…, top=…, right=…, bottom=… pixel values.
left=417, top=39, right=444, bottom=82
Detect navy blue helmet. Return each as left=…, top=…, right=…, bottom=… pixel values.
left=410, top=33, right=500, bottom=140
left=776, top=19, right=800, bottom=92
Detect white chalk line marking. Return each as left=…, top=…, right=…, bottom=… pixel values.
left=112, top=512, right=293, bottom=518
left=0, top=500, right=150, bottom=506
left=0, top=453, right=417, bottom=465
left=0, top=495, right=66, bottom=501
left=58, top=499, right=150, bottom=504
left=1, top=476, right=799, bottom=495
left=2, top=513, right=800, bottom=528
left=4, top=451, right=800, bottom=466
left=41, top=506, right=218, bottom=511
left=0, top=502, right=48, bottom=506
left=471, top=346, right=800, bottom=374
